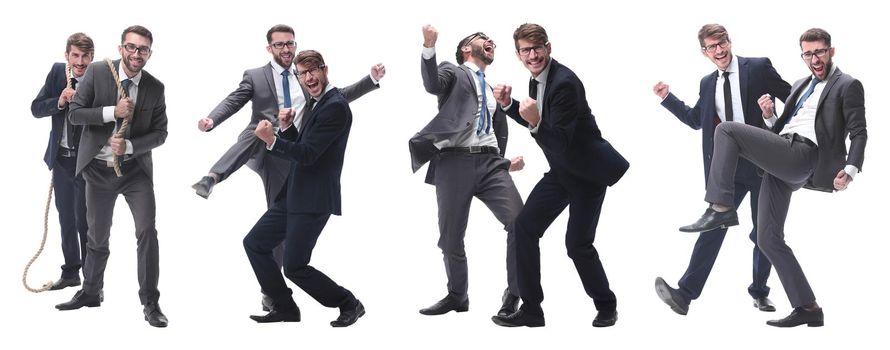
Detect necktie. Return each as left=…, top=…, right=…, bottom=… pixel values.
left=529, top=78, right=538, bottom=99
left=791, top=78, right=820, bottom=117
left=300, top=98, right=315, bottom=131
left=118, top=79, right=132, bottom=132
left=66, top=78, right=78, bottom=148
left=281, top=70, right=292, bottom=108
left=722, top=71, right=734, bottom=122
left=476, top=70, right=490, bottom=135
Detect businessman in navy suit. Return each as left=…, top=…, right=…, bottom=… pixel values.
left=245, top=50, right=364, bottom=327
left=652, top=24, right=790, bottom=315
left=491, top=23, right=628, bottom=328
left=30, top=33, right=94, bottom=291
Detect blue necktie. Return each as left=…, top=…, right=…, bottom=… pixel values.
left=476, top=70, right=490, bottom=135
left=791, top=77, right=819, bottom=117
left=281, top=70, right=292, bottom=108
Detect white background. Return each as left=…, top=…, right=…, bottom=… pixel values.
left=2, top=0, right=885, bottom=348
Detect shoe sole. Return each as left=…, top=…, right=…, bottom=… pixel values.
left=679, top=219, right=740, bottom=232
left=491, top=316, right=544, bottom=327
left=419, top=306, right=469, bottom=315
left=766, top=320, right=823, bottom=327
left=56, top=302, right=100, bottom=311
left=654, top=279, right=688, bottom=315
left=192, top=184, right=211, bottom=199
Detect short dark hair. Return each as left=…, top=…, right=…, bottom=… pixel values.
left=800, top=28, right=831, bottom=48
left=455, top=32, right=489, bottom=64
left=698, top=24, right=729, bottom=48
left=121, top=25, right=153, bottom=45
left=66, top=32, right=94, bottom=55
left=295, top=50, right=325, bottom=68
left=267, top=24, right=295, bottom=44
left=513, top=23, right=548, bottom=51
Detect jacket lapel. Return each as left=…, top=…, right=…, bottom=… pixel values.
left=738, top=57, right=750, bottom=122
left=263, top=63, right=277, bottom=101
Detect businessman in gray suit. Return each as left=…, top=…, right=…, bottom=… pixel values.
left=55, top=25, right=169, bottom=328
left=192, top=24, right=383, bottom=205
left=411, top=25, right=525, bottom=318
left=680, top=28, right=867, bottom=327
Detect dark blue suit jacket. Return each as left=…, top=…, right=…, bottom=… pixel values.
left=505, top=59, right=628, bottom=186
left=269, top=88, right=352, bottom=215
left=31, top=63, right=79, bottom=169
left=660, top=56, right=790, bottom=186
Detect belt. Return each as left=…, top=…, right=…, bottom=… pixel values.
left=91, top=157, right=135, bottom=168
left=58, top=147, right=77, bottom=158
left=440, top=146, right=500, bottom=155
left=782, top=133, right=816, bottom=148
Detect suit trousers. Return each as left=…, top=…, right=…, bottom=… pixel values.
left=433, top=152, right=523, bottom=299
left=515, top=171, right=616, bottom=315
left=52, top=154, right=89, bottom=279
left=706, top=122, right=819, bottom=307
left=243, top=202, right=355, bottom=310
left=678, top=179, right=772, bottom=301
left=81, top=160, right=160, bottom=304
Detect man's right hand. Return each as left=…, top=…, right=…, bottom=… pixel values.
left=198, top=117, right=214, bottom=131
left=58, top=87, right=76, bottom=108
left=114, top=97, right=134, bottom=120
left=653, top=81, right=670, bottom=99
left=422, top=24, right=438, bottom=48
left=758, top=94, right=776, bottom=119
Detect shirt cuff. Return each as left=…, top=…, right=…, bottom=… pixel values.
left=501, top=100, right=512, bottom=111
left=125, top=140, right=133, bottom=155
left=369, top=74, right=379, bottom=86
left=103, top=106, right=115, bottom=123
left=844, top=165, right=859, bottom=179
left=529, top=123, right=540, bottom=133
left=763, top=115, right=778, bottom=127
left=266, top=137, right=277, bottom=151
left=422, top=46, right=435, bottom=59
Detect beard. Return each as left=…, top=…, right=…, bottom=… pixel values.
left=471, top=45, right=494, bottom=65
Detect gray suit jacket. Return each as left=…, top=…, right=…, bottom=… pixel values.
left=409, top=54, right=508, bottom=184
left=69, top=60, right=168, bottom=178
left=207, top=63, right=378, bottom=150
left=772, top=66, right=867, bottom=192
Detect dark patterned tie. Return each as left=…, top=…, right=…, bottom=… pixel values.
left=529, top=78, right=538, bottom=99
left=66, top=78, right=78, bottom=148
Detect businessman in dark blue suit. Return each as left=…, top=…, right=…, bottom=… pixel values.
left=30, top=33, right=94, bottom=290
left=652, top=24, right=791, bottom=316
left=245, top=50, right=364, bottom=327
left=491, top=23, right=629, bottom=328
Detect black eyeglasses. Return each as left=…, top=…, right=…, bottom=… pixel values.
left=270, top=41, right=296, bottom=50
left=702, top=40, right=730, bottom=53
left=801, top=48, right=831, bottom=60
left=122, top=43, right=151, bottom=56
left=461, top=32, right=495, bottom=48
left=296, top=65, right=325, bottom=79
left=518, top=43, right=548, bottom=57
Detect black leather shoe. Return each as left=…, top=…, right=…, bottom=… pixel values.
left=419, top=295, right=469, bottom=315
left=491, top=309, right=545, bottom=327
left=143, top=302, right=168, bottom=328
left=331, top=300, right=365, bottom=327
left=261, top=294, right=274, bottom=312
left=766, top=307, right=823, bottom=327
left=55, top=290, right=100, bottom=310
left=654, top=277, right=689, bottom=315
left=250, top=307, right=301, bottom=323
left=49, top=276, right=81, bottom=291
left=498, top=291, right=520, bottom=317
left=679, top=208, right=738, bottom=233
left=192, top=176, right=216, bottom=199
left=592, top=310, right=617, bottom=327
left=754, top=297, right=776, bottom=312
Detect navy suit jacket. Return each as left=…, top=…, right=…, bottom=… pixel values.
left=505, top=59, right=627, bottom=186
left=31, top=62, right=80, bottom=169
left=661, top=56, right=790, bottom=186
left=269, top=88, right=352, bottom=215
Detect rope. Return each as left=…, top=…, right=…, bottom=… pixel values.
left=104, top=58, right=129, bottom=177
left=23, top=178, right=56, bottom=293
left=22, top=64, right=75, bottom=293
